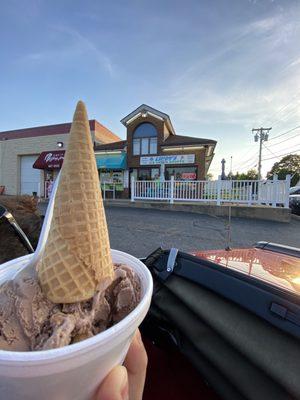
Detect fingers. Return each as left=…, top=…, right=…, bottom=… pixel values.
left=95, top=329, right=147, bottom=400
left=124, top=330, right=148, bottom=400
left=95, top=365, right=129, bottom=400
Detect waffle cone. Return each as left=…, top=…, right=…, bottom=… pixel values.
left=37, top=101, right=114, bottom=303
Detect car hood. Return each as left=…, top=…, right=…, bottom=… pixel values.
left=193, top=247, right=300, bottom=295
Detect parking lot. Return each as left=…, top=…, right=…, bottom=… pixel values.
left=105, top=206, right=300, bottom=258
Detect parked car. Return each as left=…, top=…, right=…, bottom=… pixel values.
left=289, top=186, right=300, bottom=215
left=289, top=194, right=300, bottom=215
left=289, top=185, right=300, bottom=195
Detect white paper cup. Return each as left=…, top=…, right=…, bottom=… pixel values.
left=0, top=249, right=153, bottom=400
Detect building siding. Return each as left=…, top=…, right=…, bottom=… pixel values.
left=0, top=133, right=73, bottom=195
left=126, top=114, right=206, bottom=179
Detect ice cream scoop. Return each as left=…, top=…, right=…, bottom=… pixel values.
left=0, top=263, right=141, bottom=351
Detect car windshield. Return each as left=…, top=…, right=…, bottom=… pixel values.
left=290, top=186, right=300, bottom=195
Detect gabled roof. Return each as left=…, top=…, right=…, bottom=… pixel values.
left=120, top=104, right=175, bottom=134
left=0, top=120, right=120, bottom=144
left=94, top=134, right=217, bottom=153
left=93, top=120, right=120, bottom=143
left=162, top=134, right=217, bottom=147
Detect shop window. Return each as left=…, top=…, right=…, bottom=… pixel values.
left=150, top=137, right=157, bottom=154
left=166, top=167, right=197, bottom=181
left=141, top=138, right=149, bottom=154
left=132, top=122, right=158, bottom=155
left=138, top=168, right=151, bottom=180
left=151, top=168, right=160, bottom=180
left=133, top=123, right=157, bottom=138
left=133, top=139, right=140, bottom=155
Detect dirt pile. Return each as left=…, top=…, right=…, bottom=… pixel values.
left=0, top=196, right=42, bottom=263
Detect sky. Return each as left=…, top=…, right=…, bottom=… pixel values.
left=0, top=0, right=300, bottom=178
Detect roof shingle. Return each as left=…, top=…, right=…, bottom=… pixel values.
left=162, top=134, right=216, bottom=146
left=94, top=140, right=127, bottom=151
left=0, top=120, right=120, bottom=144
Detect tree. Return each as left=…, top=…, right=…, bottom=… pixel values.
left=267, top=154, right=300, bottom=186
left=231, top=169, right=258, bottom=180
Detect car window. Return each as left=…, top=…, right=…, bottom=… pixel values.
left=290, top=187, right=300, bottom=194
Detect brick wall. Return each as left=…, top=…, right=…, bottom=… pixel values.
left=126, top=115, right=206, bottom=179
left=127, top=114, right=165, bottom=169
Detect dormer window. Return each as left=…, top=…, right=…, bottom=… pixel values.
left=132, top=122, right=157, bottom=155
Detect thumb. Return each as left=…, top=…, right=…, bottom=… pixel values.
left=95, top=365, right=129, bottom=400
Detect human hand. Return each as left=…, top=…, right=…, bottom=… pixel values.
left=95, top=329, right=148, bottom=400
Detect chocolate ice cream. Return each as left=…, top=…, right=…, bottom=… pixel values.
left=0, top=264, right=141, bottom=352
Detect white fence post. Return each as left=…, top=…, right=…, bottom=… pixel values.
left=217, top=176, right=222, bottom=206
left=170, top=176, right=174, bottom=204
left=272, top=174, right=278, bottom=207
left=285, top=174, right=291, bottom=208
left=130, top=177, right=288, bottom=207
left=248, top=183, right=252, bottom=206
left=131, top=176, right=135, bottom=202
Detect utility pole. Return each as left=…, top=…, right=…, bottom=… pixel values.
left=252, top=127, right=272, bottom=180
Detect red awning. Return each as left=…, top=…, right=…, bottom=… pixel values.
left=33, top=150, right=65, bottom=170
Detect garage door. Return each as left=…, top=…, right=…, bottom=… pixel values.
left=20, top=155, right=41, bottom=195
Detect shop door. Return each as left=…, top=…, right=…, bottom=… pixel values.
left=20, top=155, right=41, bottom=195
left=138, top=168, right=151, bottom=180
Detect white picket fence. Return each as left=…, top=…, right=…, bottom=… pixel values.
left=131, top=175, right=291, bottom=207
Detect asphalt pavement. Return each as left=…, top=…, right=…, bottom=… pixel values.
left=105, top=206, right=300, bottom=258
left=37, top=202, right=300, bottom=257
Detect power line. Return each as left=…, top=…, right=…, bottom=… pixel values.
left=234, top=150, right=258, bottom=171
left=263, top=143, right=279, bottom=158
left=267, top=130, right=300, bottom=147
left=259, top=94, right=300, bottom=128
left=268, top=106, right=300, bottom=129
left=262, top=148, right=300, bottom=161
left=264, top=141, right=300, bottom=157
left=232, top=144, right=258, bottom=165
left=235, top=162, right=257, bottom=172
left=268, top=125, right=300, bottom=141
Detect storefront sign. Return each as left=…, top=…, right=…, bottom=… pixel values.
left=33, top=150, right=65, bottom=170
left=181, top=172, right=197, bottom=180
left=140, top=154, right=195, bottom=165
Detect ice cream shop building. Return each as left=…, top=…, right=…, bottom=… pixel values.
left=95, top=104, right=216, bottom=198
left=0, top=120, right=120, bottom=197
left=0, top=104, right=216, bottom=198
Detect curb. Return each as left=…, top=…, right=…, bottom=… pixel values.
left=104, top=200, right=291, bottom=223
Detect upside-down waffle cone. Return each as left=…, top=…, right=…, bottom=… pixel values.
left=37, top=101, right=114, bottom=303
